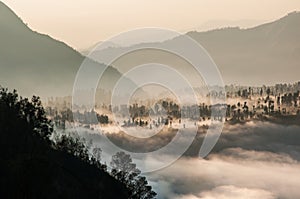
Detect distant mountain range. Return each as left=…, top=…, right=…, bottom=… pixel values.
left=0, top=1, right=127, bottom=98
left=84, top=11, right=300, bottom=86
left=80, top=41, right=120, bottom=56
left=187, top=11, right=300, bottom=86
left=1, top=0, right=299, bottom=99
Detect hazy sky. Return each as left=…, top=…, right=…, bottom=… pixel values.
left=2, top=0, right=300, bottom=49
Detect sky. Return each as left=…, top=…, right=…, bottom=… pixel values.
left=2, top=0, right=300, bottom=50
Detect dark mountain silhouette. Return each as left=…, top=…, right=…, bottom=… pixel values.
left=86, top=12, right=300, bottom=86
left=0, top=1, right=129, bottom=98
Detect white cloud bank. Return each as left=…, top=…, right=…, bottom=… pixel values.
left=147, top=122, right=300, bottom=199
left=70, top=121, right=300, bottom=199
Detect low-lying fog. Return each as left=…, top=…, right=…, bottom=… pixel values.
left=63, top=121, right=300, bottom=199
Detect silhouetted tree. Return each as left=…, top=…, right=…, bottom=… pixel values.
left=110, top=151, right=157, bottom=199
left=54, top=134, right=89, bottom=161
left=93, top=147, right=103, bottom=162
left=0, top=87, right=53, bottom=158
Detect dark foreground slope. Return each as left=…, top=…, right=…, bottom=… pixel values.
left=0, top=88, right=129, bottom=199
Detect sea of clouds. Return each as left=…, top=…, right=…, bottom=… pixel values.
left=66, top=121, right=300, bottom=199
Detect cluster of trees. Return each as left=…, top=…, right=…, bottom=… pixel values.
left=226, top=102, right=253, bottom=121
left=122, top=118, right=149, bottom=127
left=117, top=101, right=182, bottom=128
left=160, top=100, right=181, bottom=118
left=279, top=91, right=299, bottom=107
left=46, top=88, right=299, bottom=129
left=123, top=96, right=299, bottom=125
left=72, top=110, right=109, bottom=125
left=226, top=84, right=300, bottom=105
left=128, top=101, right=181, bottom=121
left=223, top=84, right=300, bottom=122
left=46, top=107, right=110, bottom=129
left=225, top=81, right=300, bottom=98
left=226, top=97, right=300, bottom=122
left=0, top=87, right=156, bottom=199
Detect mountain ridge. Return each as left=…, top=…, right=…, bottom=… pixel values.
left=0, top=1, right=128, bottom=99
left=185, top=11, right=300, bottom=85
left=84, top=11, right=300, bottom=86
